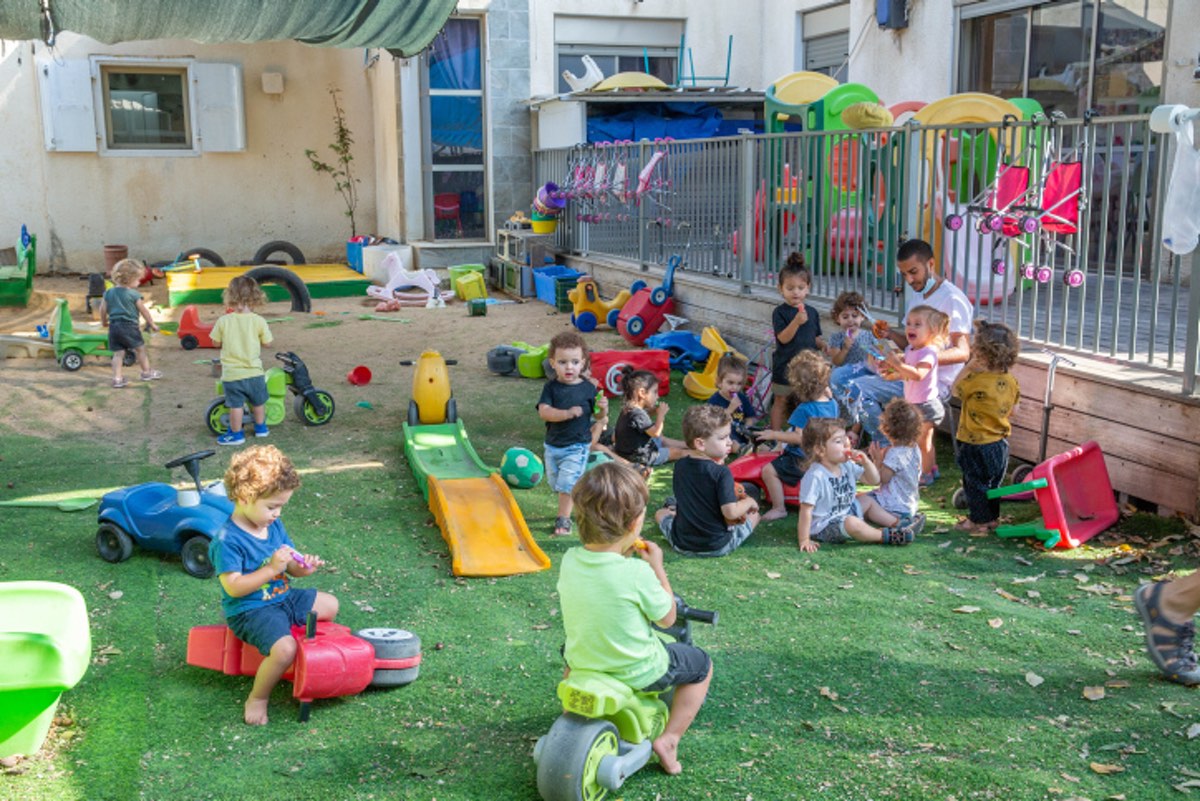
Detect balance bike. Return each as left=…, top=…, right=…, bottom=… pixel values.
left=533, top=595, right=716, bottom=801
left=205, top=351, right=334, bottom=434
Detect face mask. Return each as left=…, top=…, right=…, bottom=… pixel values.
left=915, top=272, right=937, bottom=294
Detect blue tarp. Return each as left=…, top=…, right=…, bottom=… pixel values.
left=586, top=103, right=766, bottom=142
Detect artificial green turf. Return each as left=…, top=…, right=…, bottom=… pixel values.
left=0, top=369, right=1196, bottom=801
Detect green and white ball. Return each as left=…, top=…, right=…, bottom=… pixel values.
left=501, top=447, right=543, bottom=489
left=584, top=450, right=613, bottom=473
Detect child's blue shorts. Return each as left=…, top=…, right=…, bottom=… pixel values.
left=227, top=588, right=317, bottom=655
left=544, top=441, right=590, bottom=494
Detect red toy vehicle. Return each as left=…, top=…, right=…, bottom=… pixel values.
left=177, top=305, right=217, bottom=350
left=615, top=254, right=680, bottom=346
left=187, top=617, right=420, bottom=720
left=727, top=449, right=799, bottom=506
left=589, top=349, right=670, bottom=399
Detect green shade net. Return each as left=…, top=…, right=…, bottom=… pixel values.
left=0, top=0, right=458, bottom=56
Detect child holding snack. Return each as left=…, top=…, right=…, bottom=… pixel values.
left=210, top=276, right=274, bottom=445
left=654, top=405, right=760, bottom=556
left=879, top=305, right=950, bottom=484
left=209, top=445, right=338, bottom=725
left=614, top=369, right=688, bottom=471
left=705, top=353, right=758, bottom=452
left=769, top=252, right=823, bottom=431
left=559, top=461, right=713, bottom=774
left=756, top=351, right=839, bottom=521
left=796, top=418, right=921, bottom=552
left=951, top=320, right=1021, bottom=533
left=824, top=290, right=880, bottom=387
left=99, top=258, right=162, bottom=388
left=538, top=331, right=602, bottom=536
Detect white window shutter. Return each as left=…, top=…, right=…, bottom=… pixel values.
left=194, top=63, right=246, bottom=152
left=36, top=57, right=98, bottom=152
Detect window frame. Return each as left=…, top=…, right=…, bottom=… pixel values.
left=91, top=56, right=199, bottom=157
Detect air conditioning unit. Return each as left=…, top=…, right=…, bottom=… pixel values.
left=877, top=0, right=909, bottom=30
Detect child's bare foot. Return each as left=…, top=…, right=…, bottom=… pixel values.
left=244, top=698, right=269, bottom=725
left=652, top=733, right=682, bottom=775
left=761, top=507, right=787, bottom=522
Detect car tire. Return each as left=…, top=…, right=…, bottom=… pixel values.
left=355, top=628, right=422, bottom=687
left=535, top=716, right=620, bottom=801
left=180, top=534, right=214, bottom=578
left=96, top=523, right=134, bottom=563
left=182, top=247, right=225, bottom=266
left=252, top=240, right=306, bottom=266
left=242, top=265, right=313, bottom=313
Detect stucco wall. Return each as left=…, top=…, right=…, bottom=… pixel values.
left=846, top=0, right=954, bottom=104
left=1163, top=0, right=1200, bottom=108
left=0, top=35, right=374, bottom=272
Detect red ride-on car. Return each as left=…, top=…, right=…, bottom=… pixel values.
left=187, top=615, right=421, bottom=721
left=727, top=449, right=800, bottom=507
left=616, top=253, right=680, bottom=347
left=177, top=305, right=217, bottom=350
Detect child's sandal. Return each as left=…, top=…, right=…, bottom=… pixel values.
left=552, top=516, right=572, bottom=537
left=1134, top=581, right=1200, bottom=685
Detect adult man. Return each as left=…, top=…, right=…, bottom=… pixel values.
left=838, top=239, right=974, bottom=453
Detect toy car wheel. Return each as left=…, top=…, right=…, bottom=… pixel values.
left=1065, top=269, right=1085, bottom=288
left=1020, top=216, right=1040, bottom=234
left=123, top=351, right=137, bottom=367
left=988, top=215, right=1004, bottom=232
left=605, top=308, right=620, bottom=328
left=96, top=523, right=133, bottom=563
left=991, top=259, right=1006, bottom=276
left=952, top=487, right=968, bottom=510
left=445, top=398, right=457, bottom=424
left=575, top=311, right=598, bottom=333
left=626, top=316, right=645, bottom=337
left=180, top=534, right=214, bottom=579
left=295, top=391, right=336, bottom=426
left=355, top=627, right=421, bottom=687
left=407, top=400, right=420, bottom=427
left=1011, top=464, right=1034, bottom=485
left=180, top=334, right=199, bottom=350
left=60, top=349, right=84, bottom=371
left=535, top=716, right=620, bottom=801
left=1021, top=263, right=1036, bottom=280
left=1035, top=266, right=1053, bottom=284
left=944, top=214, right=963, bottom=231
left=649, top=287, right=669, bottom=306
left=629, top=280, right=647, bottom=294
left=205, top=398, right=232, bottom=435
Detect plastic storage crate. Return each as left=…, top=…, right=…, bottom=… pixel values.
left=502, top=260, right=535, bottom=297
left=534, top=266, right=581, bottom=311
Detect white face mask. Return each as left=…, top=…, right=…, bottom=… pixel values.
left=915, top=273, right=937, bottom=294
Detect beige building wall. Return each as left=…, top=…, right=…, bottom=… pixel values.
left=0, top=34, right=375, bottom=272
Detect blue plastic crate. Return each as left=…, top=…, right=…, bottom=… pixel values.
left=533, top=265, right=581, bottom=308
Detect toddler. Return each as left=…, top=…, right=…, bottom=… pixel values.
left=99, top=258, right=161, bottom=388
left=209, top=445, right=338, bottom=725
left=756, top=351, right=839, bottom=521
left=860, top=398, right=925, bottom=533
left=880, top=304, right=949, bottom=484
left=825, top=291, right=880, bottom=386
left=655, top=405, right=760, bottom=557
left=705, top=353, right=758, bottom=452
left=769, top=252, right=823, bottom=431
left=796, top=418, right=920, bottom=552
left=558, top=461, right=712, bottom=774
left=614, top=369, right=687, bottom=471
left=210, top=276, right=274, bottom=445
left=537, top=331, right=602, bottom=536
left=952, top=320, right=1021, bottom=533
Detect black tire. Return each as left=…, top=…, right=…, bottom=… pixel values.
left=122, top=351, right=137, bottom=367
left=294, top=391, right=335, bottom=426
left=96, top=523, right=134, bottom=563
left=252, top=240, right=306, bottom=266
left=241, top=266, right=312, bottom=313
left=206, top=397, right=232, bottom=435
left=355, top=627, right=422, bottom=688
left=445, top=398, right=457, bottom=424
left=952, top=487, right=968, bottom=510
left=1011, top=464, right=1034, bottom=485
left=180, top=334, right=199, bottom=350
left=60, top=349, right=83, bottom=371
left=535, top=716, right=619, bottom=801
left=407, top=400, right=420, bottom=427
left=182, top=248, right=225, bottom=266
left=180, top=534, right=214, bottom=578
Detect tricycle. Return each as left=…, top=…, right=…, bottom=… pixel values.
left=96, top=450, right=232, bottom=578
left=205, top=352, right=335, bottom=434
left=533, top=594, right=716, bottom=801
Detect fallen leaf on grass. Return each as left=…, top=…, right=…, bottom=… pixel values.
left=1073, top=573, right=1091, bottom=583
left=987, top=618, right=1003, bottom=628
left=1012, top=573, right=1045, bottom=584
left=95, top=645, right=122, bottom=656
left=946, top=642, right=964, bottom=651
left=531, top=624, right=550, bottom=631
left=838, top=583, right=854, bottom=590
left=1015, top=555, right=1033, bottom=566
left=1026, top=672, right=1045, bottom=687
left=1162, top=701, right=1189, bottom=719
left=818, top=686, right=839, bottom=701
left=1175, top=780, right=1200, bottom=792
left=1104, top=680, right=1130, bottom=689
left=765, top=571, right=781, bottom=580
left=995, top=588, right=1022, bottom=602
left=1187, top=723, right=1200, bottom=740
left=108, top=590, right=123, bottom=600
left=952, top=606, right=981, bottom=614
left=1083, top=686, right=1106, bottom=701
left=1090, top=762, right=1125, bottom=775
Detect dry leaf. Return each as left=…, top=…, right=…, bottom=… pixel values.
left=108, top=590, right=123, bottom=600
left=995, top=588, right=1021, bottom=602
left=1187, top=723, right=1200, bottom=740
left=765, top=571, right=781, bottom=580
left=987, top=618, right=1003, bottom=628
left=531, top=624, right=550, bottom=631
left=1083, top=686, right=1106, bottom=701
left=818, top=686, right=839, bottom=701
left=952, top=605, right=981, bottom=614
left=1089, top=762, right=1125, bottom=775
left=1025, top=671, right=1045, bottom=687
left=1104, top=680, right=1130, bottom=689
left=1073, top=573, right=1091, bottom=583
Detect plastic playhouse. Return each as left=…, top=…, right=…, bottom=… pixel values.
left=0, top=581, right=91, bottom=758
left=0, top=227, right=35, bottom=308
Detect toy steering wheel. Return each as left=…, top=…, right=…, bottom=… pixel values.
left=164, top=450, right=216, bottom=470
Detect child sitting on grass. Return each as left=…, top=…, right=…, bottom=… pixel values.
left=99, top=258, right=162, bottom=388
left=756, top=351, right=839, bottom=521
left=613, top=369, right=688, bottom=472
left=209, top=445, right=338, bottom=725
left=860, top=398, right=926, bottom=533
left=796, top=418, right=921, bottom=552
left=705, top=353, right=758, bottom=453
left=558, top=461, right=713, bottom=775
left=211, top=276, right=274, bottom=445
left=654, top=405, right=760, bottom=557
left=952, top=320, right=1021, bottom=534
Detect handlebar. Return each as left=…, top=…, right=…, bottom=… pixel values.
left=675, top=595, right=717, bottom=627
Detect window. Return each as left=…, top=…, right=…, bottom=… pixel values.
left=100, top=65, right=191, bottom=150
left=556, top=46, right=678, bottom=94
left=423, top=17, right=487, bottom=241
left=801, top=4, right=850, bottom=82
left=554, top=16, right=684, bottom=93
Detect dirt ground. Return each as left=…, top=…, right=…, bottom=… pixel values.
left=0, top=275, right=628, bottom=454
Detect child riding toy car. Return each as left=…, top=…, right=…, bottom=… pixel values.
left=205, top=351, right=335, bottom=435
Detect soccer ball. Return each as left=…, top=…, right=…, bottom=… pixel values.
left=584, top=450, right=613, bottom=473
left=501, top=447, right=543, bottom=489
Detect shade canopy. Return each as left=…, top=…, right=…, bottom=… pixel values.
left=0, top=0, right=458, bottom=56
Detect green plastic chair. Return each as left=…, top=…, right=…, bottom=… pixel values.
left=0, top=582, right=91, bottom=758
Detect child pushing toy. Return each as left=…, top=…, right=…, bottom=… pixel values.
left=537, top=331, right=603, bottom=537
left=558, top=461, right=712, bottom=775
left=705, top=353, right=759, bottom=452
left=209, top=445, right=338, bottom=725
left=796, top=418, right=921, bottom=552
left=613, top=368, right=687, bottom=472
left=99, top=258, right=162, bottom=388
left=951, top=320, right=1021, bottom=534
left=654, top=405, right=760, bottom=557
left=768, top=252, right=823, bottom=431
left=210, top=276, right=274, bottom=446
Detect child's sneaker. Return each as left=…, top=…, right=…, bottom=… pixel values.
left=882, top=525, right=914, bottom=546
left=897, top=512, right=926, bottom=536
left=217, top=431, right=246, bottom=446
left=918, top=471, right=938, bottom=487
left=254, top=423, right=270, bottom=438
left=552, top=516, right=572, bottom=537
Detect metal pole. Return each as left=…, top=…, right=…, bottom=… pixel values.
left=1184, top=250, right=1199, bottom=395
left=739, top=132, right=756, bottom=292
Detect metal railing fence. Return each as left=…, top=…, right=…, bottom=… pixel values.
left=534, top=114, right=1199, bottom=394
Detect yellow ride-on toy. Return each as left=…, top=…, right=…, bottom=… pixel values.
left=401, top=351, right=459, bottom=426
left=567, top=277, right=632, bottom=332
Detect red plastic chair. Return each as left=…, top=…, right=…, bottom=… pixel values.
left=433, top=193, right=463, bottom=238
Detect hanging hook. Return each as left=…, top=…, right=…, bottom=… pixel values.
left=39, top=0, right=56, bottom=48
